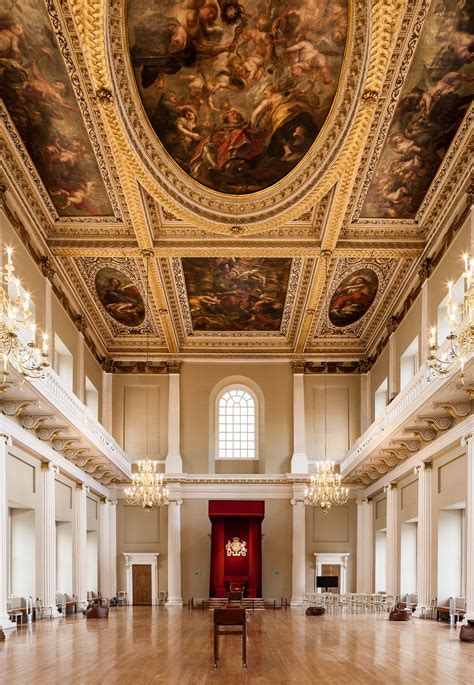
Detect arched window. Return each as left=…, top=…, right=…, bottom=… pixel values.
left=217, top=388, right=256, bottom=459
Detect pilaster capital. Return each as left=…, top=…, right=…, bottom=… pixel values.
left=383, top=482, right=397, bottom=494
left=41, top=461, right=59, bottom=475
left=462, top=432, right=473, bottom=447
left=386, top=315, right=398, bottom=336
left=356, top=497, right=371, bottom=506
left=414, top=460, right=432, bottom=475
left=166, top=361, right=182, bottom=374
left=418, top=258, right=433, bottom=283
left=75, top=482, right=90, bottom=493
left=74, top=314, right=87, bottom=335
left=291, top=360, right=306, bottom=374
left=107, top=498, right=118, bottom=506
left=0, top=431, right=12, bottom=446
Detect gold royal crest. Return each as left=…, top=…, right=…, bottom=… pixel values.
left=225, top=537, right=247, bottom=557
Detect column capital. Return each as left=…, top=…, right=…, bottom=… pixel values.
left=356, top=497, right=371, bottom=506
left=41, top=461, right=59, bottom=475
left=383, top=482, right=397, bottom=493
left=414, top=460, right=432, bottom=475
left=0, top=432, right=11, bottom=447
left=106, top=497, right=118, bottom=506
left=291, top=360, right=306, bottom=374
left=75, top=482, right=90, bottom=492
left=462, top=432, right=473, bottom=447
left=166, top=361, right=182, bottom=374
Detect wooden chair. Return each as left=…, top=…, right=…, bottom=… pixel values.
left=453, top=597, right=466, bottom=625
left=214, top=608, right=247, bottom=668
left=227, top=591, right=243, bottom=606
left=36, top=598, right=53, bottom=619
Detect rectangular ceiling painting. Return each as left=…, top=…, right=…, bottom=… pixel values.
left=182, top=257, right=292, bottom=332
left=0, top=0, right=113, bottom=216
left=361, top=0, right=473, bottom=219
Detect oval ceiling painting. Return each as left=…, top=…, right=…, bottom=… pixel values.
left=94, top=268, right=145, bottom=328
left=127, top=1, right=348, bottom=194
left=328, top=268, right=379, bottom=328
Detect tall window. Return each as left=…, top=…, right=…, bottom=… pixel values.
left=217, top=388, right=256, bottom=459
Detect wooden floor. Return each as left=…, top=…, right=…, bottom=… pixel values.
left=2, top=607, right=474, bottom=685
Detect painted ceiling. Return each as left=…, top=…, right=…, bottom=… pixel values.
left=0, top=0, right=472, bottom=363
left=127, top=0, right=347, bottom=194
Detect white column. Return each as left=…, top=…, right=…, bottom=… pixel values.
left=166, top=489, right=183, bottom=606
left=0, top=432, right=15, bottom=629
left=101, top=370, right=113, bottom=434
left=360, top=373, right=371, bottom=434
left=356, top=498, right=374, bottom=593
left=166, top=364, right=183, bottom=473
left=384, top=482, right=398, bottom=597
left=291, top=365, right=308, bottom=473
left=99, top=499, right=110, bottom=598
left=42, top=462, right=62, bottom=617
left=290, top=485, right=306, bottom=605
left=420, top=280, right=429, bottom=366
left=464, top=432, right=474, bottom=621
left=108, top=499, right=117, bottom=598
left=414, top=462, right=432, bottom=617
left=388, top=332, right=397, bottom=402
left=77, top=331, right=85, bottom=403
left=44, top=278, right=54, bottom=365
left=73, top=483, right=88, bottom=605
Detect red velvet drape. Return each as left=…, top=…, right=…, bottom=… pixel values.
left=209, top=501, right=264, bottom=598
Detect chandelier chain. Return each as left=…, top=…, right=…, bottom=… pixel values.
left=304, top=250, right=348, bottom=514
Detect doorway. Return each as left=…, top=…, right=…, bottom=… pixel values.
left=321, top=563, right=340, bottom=593
left=132, top=564, right=152, bottom=605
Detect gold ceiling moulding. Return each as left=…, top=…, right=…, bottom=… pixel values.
left=50, top=247, right=423, bottom=259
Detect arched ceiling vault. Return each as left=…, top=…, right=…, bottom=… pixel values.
left=0, top=0, right=472, bottom=364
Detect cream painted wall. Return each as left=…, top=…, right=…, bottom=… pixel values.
left=430, top=446, right=467, bottom=602
left=180, top=362, right=292, bottom=474
left=428, top=214, right=472, bottom=325
left=181, top=500, right=211, bottom=600
left=7, top=448, right=43, bottom=597
left=304, top=375, right=360, bottom=462
left=370, top=346, right=389, bottom=423
left=112, top=374, right=169, bottom=461
left=116, top=499, right=168, bottom=596
left=304, top=499, right=357, bottom=593
left=395, top=295, right=422, bottom=388
left=84, top=347, right=103, bottom=421
left=55, top=476, right=74, bottom=522
left=262, top=499, right=293, bottom=598
left=10, top=508, right=36, bottom=597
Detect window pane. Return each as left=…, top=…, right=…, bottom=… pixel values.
left=218, top=387, right=256, bottom=458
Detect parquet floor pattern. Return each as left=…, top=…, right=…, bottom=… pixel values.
left=2, top=606, right=473, bottom=685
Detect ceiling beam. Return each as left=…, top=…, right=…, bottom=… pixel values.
left=50, top=245, right=422, bottom=259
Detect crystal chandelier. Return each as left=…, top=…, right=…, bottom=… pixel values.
left=304, top=462, right=349, bottom=514
left=124, top=253, right=169, bottom=510
left=304, top=250, right=348, bottom=514
left=0, top=246, right=48, bottom=382
left=125, top=461, right=169, bottom=510
left=428, top=254, right=474, bottom=381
